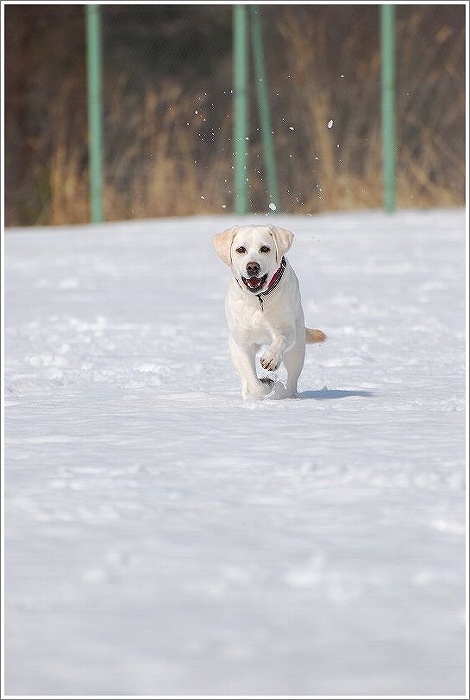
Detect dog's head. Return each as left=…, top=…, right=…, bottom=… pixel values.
left=213, top=225, right=294, bottom=294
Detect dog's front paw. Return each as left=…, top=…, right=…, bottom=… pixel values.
left=260, top=350, right=281, bottom=371
left=243, top=377, right=274, bottom=400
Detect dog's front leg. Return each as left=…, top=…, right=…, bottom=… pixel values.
left=259, top=335, right=286, bottom=371
left=260, top=326, right=296, bottom=372
left=229, top=338, right=273, bottom=399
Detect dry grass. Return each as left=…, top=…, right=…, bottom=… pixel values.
left=43, top=80, right=234, bottom=225
left=5, top=6, right=465, bottom=225
left=273, top=6, right=465, bottom=213
left=117, top=86, right=233, bottom=220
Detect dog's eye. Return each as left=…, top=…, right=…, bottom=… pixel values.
left=260, top=245, right=270, bottom=254
left=235, top=246, right=247, bottom=254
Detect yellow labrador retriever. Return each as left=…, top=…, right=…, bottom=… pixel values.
left=214, top=224, right=326, bottom=399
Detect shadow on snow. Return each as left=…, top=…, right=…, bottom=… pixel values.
left=299, top=388, right=374, bottom=400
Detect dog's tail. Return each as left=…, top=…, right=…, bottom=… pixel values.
left=305, top=328, right=327, bottom=344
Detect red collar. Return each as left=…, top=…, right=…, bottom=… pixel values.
left=257, top=256, right=287, bottom=309
left=264, top=256, right=287, bottom=295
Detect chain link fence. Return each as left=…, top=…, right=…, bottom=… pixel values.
left=4, top=3, right=466, bottom=226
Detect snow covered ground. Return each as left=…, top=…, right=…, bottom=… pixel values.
left=3, top=210, right=467, bottom=697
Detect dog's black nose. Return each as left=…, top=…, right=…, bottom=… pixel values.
left=246, top=262, right=260, bottom=276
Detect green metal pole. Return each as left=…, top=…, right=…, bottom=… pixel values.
left=380, top=4, right=396, bottom=213
left=233, top=5, right=249, bottom=215
left=250, top=5, right=281, bottom=213
left=86, top=4, right=104, bottom=223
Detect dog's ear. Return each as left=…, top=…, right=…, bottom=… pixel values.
left=269, top=226, right=295, bottom=262
left=213, top=226, right=238, bottom=266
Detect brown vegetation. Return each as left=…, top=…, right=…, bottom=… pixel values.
left=4, top=4, right=465, bottom=226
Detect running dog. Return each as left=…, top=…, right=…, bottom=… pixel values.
left=213, top=224, right=326, bottom=399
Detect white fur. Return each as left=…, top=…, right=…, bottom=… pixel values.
left=214, top=224, right=322, bottom=399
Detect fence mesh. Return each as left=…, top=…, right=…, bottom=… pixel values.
left=4, top=3, right=466, bottom=226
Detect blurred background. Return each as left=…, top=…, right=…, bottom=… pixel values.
left=3, top=3, right=466, bottom=226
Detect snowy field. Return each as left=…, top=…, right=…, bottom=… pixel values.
left=3, top=210, right=467, bottom=697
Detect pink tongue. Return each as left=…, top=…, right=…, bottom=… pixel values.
left=247, top=277, right=261, bottom=287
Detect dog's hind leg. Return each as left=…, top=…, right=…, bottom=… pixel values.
left=282, top=337, right=305, bottom=398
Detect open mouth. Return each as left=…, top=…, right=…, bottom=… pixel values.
left=241, top=274, right=268, bottom=293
